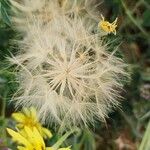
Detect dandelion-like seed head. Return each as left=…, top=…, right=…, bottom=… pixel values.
left=9, top=0, right=129, bottom=130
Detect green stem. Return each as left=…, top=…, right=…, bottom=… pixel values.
left=1, top=90, right=8, bottom=118
left=139, top=121, right=150, bottom=150
left=119, top=110, right=142, bottom=138
left=52, top=128, right=79, bottom=150
left=1, top=99, right=6, bottom=118
left=120, top=0, right=149, bottom=37
left=140, top=111, right=150, bottom=122
left=0, top=90, right=8, bottom=144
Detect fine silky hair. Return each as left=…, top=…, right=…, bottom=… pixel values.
left=9, top=0, right=128, bottom=130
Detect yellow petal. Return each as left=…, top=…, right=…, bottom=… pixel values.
left=24, top=126, right=45, bottom=150
left=30, top=107, right=37, bottom=120
left=6, top=128, right=32, bottom=148
left=112, top=17, right=118, bottom=25
left=12, top=113, right=26, bottom=123
left=16, top=124, right=24, bottom=129
left=33, top=127, right=46, bottom=150
left=42, top=127, right=53, bottom=139
left=98, top=15, right=117, bottom=35
left=33, top=127, right=45, bottom=142
left=23, top=107, right=31, bottom=117
left=19, top=129, right=28, bottom=138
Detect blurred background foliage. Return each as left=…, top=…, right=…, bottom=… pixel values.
left=0, top=0, right=150, bottom=150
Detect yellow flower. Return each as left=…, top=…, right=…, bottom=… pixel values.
left=98, top=14, right=118, bottom=35
left=7, top=127, right=71, bottom=150
left=12, top=107, right=52, bottom=139
left=7, top=126, right=46, bottom=150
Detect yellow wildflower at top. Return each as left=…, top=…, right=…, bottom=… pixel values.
left=7, top=127, right=71, bottom=150
left=12, top=107, right=52, bottom=139
left=98, top=14, right=118, bottom=35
